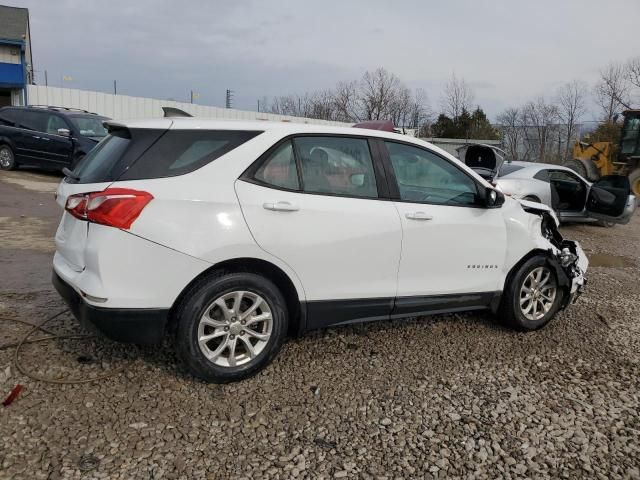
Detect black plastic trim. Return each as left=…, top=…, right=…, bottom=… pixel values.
left=392, top=291, right=496, bottom=318
left=303, top=291, right=498, bottom=331
left=52, top=271, right=168, bottom=345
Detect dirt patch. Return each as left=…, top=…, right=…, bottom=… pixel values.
left=0, top=216, right=55, bottom=251
left=0, top=170, right=60, bottom=193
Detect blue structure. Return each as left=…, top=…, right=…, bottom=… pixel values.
left=0, top=5, right=32, bottom=107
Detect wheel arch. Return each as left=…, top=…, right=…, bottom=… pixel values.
left=168, top=257, right=304, bottom=337
left=0, top=136, right=16, bottom=150
left=499, top=248, right=571, bottom=310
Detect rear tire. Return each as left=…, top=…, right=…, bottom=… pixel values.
left=0, top=145, right=17, bottom=170
left=498, top=256, right=564, bottom=331
left=564, top=159, right=598, bottom=181
left=175, top=271, right=288, bottom=383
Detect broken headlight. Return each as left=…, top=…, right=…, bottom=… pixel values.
left=559, top=247, right=578, bottom=267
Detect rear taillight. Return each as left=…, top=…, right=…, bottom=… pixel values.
left=65, top=188, right=153, bottom=229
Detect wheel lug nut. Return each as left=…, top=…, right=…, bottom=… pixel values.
left=240, top=331, right=245, bottom=335
left=224, top=327, right=229, bottom=331
left=230, top=335, right=235, bottom=339
left=241, top=320, right=246, bottom=325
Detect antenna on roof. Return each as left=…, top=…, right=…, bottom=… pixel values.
left=162, top=107, right=193, bottom=118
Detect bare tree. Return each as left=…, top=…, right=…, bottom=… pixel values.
left=627, top=57, right=640, bottom=88
left=496, top=107, right=523, bottom=160
left=440, top=72, right=474, bottom=121
left=388, top=85, right=411, bottom=128
left=557, top=80, right=587, bottom=161
left=359, top=67, right=401, bottom=120
left=407, top=88, right=431, bottom=131
left=333, top=81, right=360, bottom=122
left=522, top=97, right=560, bottom=163
left=594, top=62, right=631, bottom=121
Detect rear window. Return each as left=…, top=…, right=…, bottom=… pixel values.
left=70, top=128, right=261, bottom=184
left=120, top=130, right=261, bottom=181
left=71, top=128, right=164, bottom=184
left=498, top=163, right=526, bottom=177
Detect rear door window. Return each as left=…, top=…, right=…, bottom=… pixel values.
left=294, top=136, right=378, bottom=198
left=120, top=130, right=262, bottom=180
left=0, top=108, right=19, bottom=126
left=19, top=111, right=47, bottom=132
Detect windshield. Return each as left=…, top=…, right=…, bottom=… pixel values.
left=621, top=115, right=640, bottom=155
left=69, top=115, right=108, bottom=138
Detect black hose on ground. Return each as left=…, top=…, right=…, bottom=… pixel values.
left=1, top=309, right=126, bottom=384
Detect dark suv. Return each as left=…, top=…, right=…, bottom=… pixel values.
left=0, top=106, right=109, bottom=171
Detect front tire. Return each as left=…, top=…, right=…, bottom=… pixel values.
left=498, top=256, right=564, bottom=330
left=0, top=145, right=17, bottom=170
left=175, top=271, right=288, bottom=383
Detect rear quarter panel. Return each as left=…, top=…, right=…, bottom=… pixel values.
left=118, top=130, right=308, bottom=300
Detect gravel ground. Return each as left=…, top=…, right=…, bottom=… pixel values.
left=1, top=170, right=639, bottom=480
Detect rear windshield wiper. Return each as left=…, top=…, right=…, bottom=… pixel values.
left=62, top=167, right=80, bottom=181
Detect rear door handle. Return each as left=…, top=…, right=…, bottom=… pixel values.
left=263, top=201, right=299, bottom=212
left=405, top=211, right=433, bottom=221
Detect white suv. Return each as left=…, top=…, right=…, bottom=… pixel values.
left=52, top=118, right=628, bottom=382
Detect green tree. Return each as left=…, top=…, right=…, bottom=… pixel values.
left=586, top=120, right=622, bottom=144
left=431, top=107, right=499, bottom=139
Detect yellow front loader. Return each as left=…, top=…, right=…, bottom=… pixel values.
left=564, top=110, right=640, bottom=196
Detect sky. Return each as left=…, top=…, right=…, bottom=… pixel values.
left=7, top=0, right=640, bottom=121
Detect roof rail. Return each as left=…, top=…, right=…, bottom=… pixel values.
left=28, top=105, right=98, bottom=115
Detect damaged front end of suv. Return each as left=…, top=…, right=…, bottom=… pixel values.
left=520, top=201, right=588, bottom=308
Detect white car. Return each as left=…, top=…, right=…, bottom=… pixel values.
left=497, top=161, right=637, bottom=225
left=457, top=144, right=637, bottom=226
left=52, top=118, right=628, bottom=382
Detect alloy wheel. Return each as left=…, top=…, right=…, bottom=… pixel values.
left=519, top=266, right=557, bottom=321
left=197, top=290, right=273, bottom=367
left=0, top=147, right=12, bottom=168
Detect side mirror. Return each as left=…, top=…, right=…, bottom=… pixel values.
left=57, top=128, right=71, bottom=137
left=485, top=187, right=505, bottom=208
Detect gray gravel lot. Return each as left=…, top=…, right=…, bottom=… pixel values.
left=0, top=170, right=639, bottom=479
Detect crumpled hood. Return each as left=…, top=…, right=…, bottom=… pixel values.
left=518, top=198, right=560, bottom=227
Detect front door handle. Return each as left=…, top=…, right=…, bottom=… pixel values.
left=263, top=201, right=299, bottom=212
left=405, top=211, right=433, bottom=221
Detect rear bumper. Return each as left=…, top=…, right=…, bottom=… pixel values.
left=52, top=271, right=168, bottom=345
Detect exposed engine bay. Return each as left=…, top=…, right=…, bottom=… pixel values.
left=527, top=206, right=588, bottom=308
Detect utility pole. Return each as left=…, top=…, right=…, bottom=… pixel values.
left=113, top=80, right=117, bottom=95
left=44, top=70, right=48, bottom=86
left=257, top=99, right=260, bottom=112
left=225, top=89, right=233, bottom=109
left=191, top=90, right=194, bottom=104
